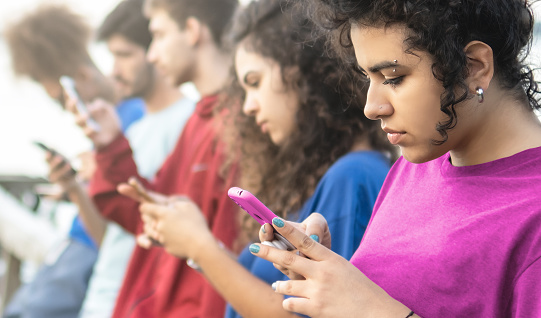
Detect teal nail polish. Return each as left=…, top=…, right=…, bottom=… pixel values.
left=249, top=244, right=260, bottom=254
left=310, top=234, right=320, bottom=243
left=273, top=217, right=285, bottom=228
left=261, top=225, right=266, bottom=234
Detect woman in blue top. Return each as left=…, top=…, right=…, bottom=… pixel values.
left=136, top=1, right=395, bottom=317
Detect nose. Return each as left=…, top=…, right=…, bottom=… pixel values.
left=364, top=83, right=394, bottom=120
left=147, top=41, right=157, bottom=64
left=242, top=92, right=259, bottom=117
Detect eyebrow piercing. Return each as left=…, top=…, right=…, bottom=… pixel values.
left=393, top=60, right=397, bottom=72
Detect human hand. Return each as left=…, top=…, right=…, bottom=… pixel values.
left=259, top=213, right=331, bottom=279
left=251, top=217, right=412, bottom=318
left=139, top=199, right=214, bottom=259
left=45, top=150, right=78, bottom=192
left=65, top=96, right=121, bottom=149
left=117, top=177, right=169, bottom=205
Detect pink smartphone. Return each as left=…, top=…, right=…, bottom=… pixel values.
left=228, top=187, right=295, bottom=251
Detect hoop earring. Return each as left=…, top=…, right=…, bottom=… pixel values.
left=476, top=87, right=484, bottom=103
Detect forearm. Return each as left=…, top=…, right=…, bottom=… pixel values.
left=66, top=182, right=107, bottom=245
left=192, top=238, right=297, bottom=318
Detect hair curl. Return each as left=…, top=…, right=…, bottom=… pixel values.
left=219, top=0, right=396, bottom=238
left=306, top=0, right=541, bottom=144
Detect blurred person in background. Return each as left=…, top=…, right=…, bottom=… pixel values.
left=67, top=0, right=241, bottom=317
left=72, top=0, right=193, bottom=316
left=2, top=4, right=145, bottom=318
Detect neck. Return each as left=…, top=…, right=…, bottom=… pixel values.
left=144, top=75, right=183, bottom=113
left=191, top=43, right=231, bottom=97
left=450, top=93, right=541, bottom=166
left=351, top=136, right=372, bottom=152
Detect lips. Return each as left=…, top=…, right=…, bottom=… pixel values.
left=256, top=120, right=268, bottom=134
left=382, top=127, right=406, bottom=145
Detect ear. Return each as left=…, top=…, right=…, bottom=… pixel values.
left=463, top=41, right=494, bottom=94
left=184, top=17, right=203, bottom=47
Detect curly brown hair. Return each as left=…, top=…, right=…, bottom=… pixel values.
left=219, top=0, right=396, bottom=238
left=4, top=4, right=93, bottom=81
left=305, top=0, right=540, bottom=145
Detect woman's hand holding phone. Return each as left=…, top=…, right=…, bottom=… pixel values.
left=251, top=217, right=411, bottom=318
left=258, top=213, right=332, bottom=280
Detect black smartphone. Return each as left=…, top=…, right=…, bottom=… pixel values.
left=33, top=141, right=56, bottom=155
left=33, top=141, right=76, bottom=175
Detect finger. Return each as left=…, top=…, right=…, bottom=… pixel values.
left=249, top=243, right=315, bottom=278
left=259, top=223, right=275, bottom=242
left=117, top=183, right=145, bottom=203
left=136, top=234, right=153, bottom=249
left=272, top=262, right=291, bottom=277
left=57, top=164, right=77, bottom=182
left=272, top=280, right=310, bottom=298
left=74, top=112, right=90, bottom=128
left=140, top=202, right=164, bottom=219
left=83, top=126, right=97, bottom=138
left=127, top=177, right=158, bottom=203
left=281, top=295, right=313, bottom=317
left=64, top=94, right=77, bottom=114
left=304, top=212, right=330, bottom=249
left=140, top=213, right=155, bottom=225
left=271, top=217, right=333, bottom=262
left=48, top=155, right=67, bottom=171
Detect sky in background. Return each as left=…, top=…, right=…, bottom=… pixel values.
left=0, top=0, right=539, bottom=177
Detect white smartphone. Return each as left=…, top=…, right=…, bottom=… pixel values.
left=59, top=76, right=101, bottom=131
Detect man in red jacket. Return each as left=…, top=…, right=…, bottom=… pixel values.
left=69, top=0, right=241, bottom=316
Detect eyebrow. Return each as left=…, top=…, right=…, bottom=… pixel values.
left=367, top=61, right=400, bottom=73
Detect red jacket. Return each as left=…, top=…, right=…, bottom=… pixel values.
left=89, top=95, right=239, bottom=317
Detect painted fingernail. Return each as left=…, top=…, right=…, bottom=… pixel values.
left=272, top=217, right=285, bottom=228
left=261, top=225, right=266, bottom=234
left=272, top=282, right=277, bottom=291
left=310, top=234, right=320, bottom=243
left=249, top=244, right=260, bottom=254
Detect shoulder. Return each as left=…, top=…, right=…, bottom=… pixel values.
left=322, top=151, right=390, bottom=185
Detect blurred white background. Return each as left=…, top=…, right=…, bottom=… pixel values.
left=0, top=0, right=539, bottom=177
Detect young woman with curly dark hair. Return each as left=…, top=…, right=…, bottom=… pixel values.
left=252, top=0, right=541, bottom=317
left=134, top=0, right=394, bottom=317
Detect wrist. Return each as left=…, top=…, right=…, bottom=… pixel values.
left=190, top=233, right=223, bottom=265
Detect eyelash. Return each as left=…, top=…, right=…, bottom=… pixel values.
left=382, top=76, right=404, bottom=88
left=245, top=80, right=260, bottom=88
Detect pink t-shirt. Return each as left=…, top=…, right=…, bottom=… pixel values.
left=351, top=147, right=541, bottom=317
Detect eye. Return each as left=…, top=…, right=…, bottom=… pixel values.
left=382, top=76, right=404, bottom=88
left=244, top=73, right=260, bottom=88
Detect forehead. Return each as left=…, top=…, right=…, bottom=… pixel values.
left=350, top=24, right=410, bottom=68
left=107, top=34, right=144, bottom=52
left=148, top=9, right=179, bottom=32
left=235, top=45, right=274, bottom=73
